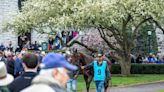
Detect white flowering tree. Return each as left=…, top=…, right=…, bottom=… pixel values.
left=5, top=0, right=164, bottom=75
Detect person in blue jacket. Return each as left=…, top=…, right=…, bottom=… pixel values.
left=147, top=53, right=157, bottom=64
left=82, top=53, right=111, bottom=92
left=14, top=53, right=24, bottom=77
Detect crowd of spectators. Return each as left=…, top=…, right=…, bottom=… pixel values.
left=0, top=30, right=79, bottom=54
left=0, top=48, right=78, bottom=92
left=48, top=31, right=78, bottom=50
left=131, top=53, right=164, bottom=64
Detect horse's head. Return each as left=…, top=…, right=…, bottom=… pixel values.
left=70, top=51, right=85, bottom=66
left=71, top=51, right=94, bottom=67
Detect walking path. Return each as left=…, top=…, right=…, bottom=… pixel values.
left=88, top=82, right=164, bottom=92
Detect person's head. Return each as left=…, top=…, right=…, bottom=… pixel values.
left=18, top=51, right=25, bottom=59
left=53, top=68, right=69, bottom=86
left=64, top=50, right=72, bottom=61
left=34, top=41, right=37, bottom=44
left=39, top=68, right=69, bottom=87
left=62, top=31, right=67, bottom=36
left=0, top=51, right=3, bottom=57
left=23, top=47, right=28, bottom=51
left=138, top=54, right=141, bottom=57
left=0, top=62, right=14, bottom=86
left=41, top=52, right=77, bottom=86
left=149, top=53, right=153, bottom=57
left=41, top=51, right=46, bottom=57
left=6, top=53, right=14, bottom=61
left=22, top=53, right=38, bottom=70
left=97, top=53, right=103, bottom=61
left=152, top=55, right=156, bottom=58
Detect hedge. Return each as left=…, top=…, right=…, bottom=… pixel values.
left=111, top=64, right=164, bottom=74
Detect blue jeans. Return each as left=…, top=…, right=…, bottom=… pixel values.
left=67, top=79, right=77, bottom=92
left=95, top=81, right=104, bottom=92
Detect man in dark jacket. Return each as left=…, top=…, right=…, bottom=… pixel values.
left=0, top=44, right=5, bottom=51
left=6, top=55, right=15, bottom=77
left=21, top=52, right=78, bottom=92
left=136, top=54, right=143, bottom=63
left=9, top=53, right=39, bottom=92
left=0, top=51, right=7, bottom=65
left=14, top=53, right=24, bottom=77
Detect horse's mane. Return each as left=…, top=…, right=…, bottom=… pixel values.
left=79, top=52, right=93, bottom=58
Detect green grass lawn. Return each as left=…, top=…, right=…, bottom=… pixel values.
left=76, top=74, right=164, bottom=92
left=157, top=90, right=164, bottom=92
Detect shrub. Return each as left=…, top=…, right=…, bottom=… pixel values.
left=111, top=64, right=164, bottom=74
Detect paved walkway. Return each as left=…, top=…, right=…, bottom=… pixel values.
left=88, top=82, right=164, bottom=92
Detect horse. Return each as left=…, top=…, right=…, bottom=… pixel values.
left=71, top=51, right=111, bottom=92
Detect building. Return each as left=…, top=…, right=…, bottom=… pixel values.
left=0, top=0, right=18, bottom=48
left=156, top=27, right=164, bottom=56
left=0, top=0, right=47, bottom=50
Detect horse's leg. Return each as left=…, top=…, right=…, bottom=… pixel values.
left=86, top=81, right=90, bottom=92
left=83, top=74, right=90, bottom=92
left=87, top=76, right=93, bottom=92
left=104, top=80, right=109, bottom=92
left=84, top=76, right=92, bottom=92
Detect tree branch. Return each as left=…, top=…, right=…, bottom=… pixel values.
left=107, top=26, right=123, bottom=45
left=133, top=17, right=153, bottom=37
left=152, top=19, right=164, bottom=34
left=66, top=40, right=97, bottom=53
left=106, top=33, right=113, bottom=37
left=97, top=28, right=124, bottom=55
left=134, top=17, right=153, bottom=33
left=122, top=14, right=132, bottom=33
left=99, top=25, right=123, bottom=46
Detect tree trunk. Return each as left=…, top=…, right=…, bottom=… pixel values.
left=119, top=56, right=131, bottom=76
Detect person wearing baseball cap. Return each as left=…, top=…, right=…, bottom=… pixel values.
left=81, top=52, right=111, bottom=92
left=21, top=52, right=78, bottom=92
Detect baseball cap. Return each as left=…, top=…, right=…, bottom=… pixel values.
left=97, top=53, right=103, bottom=57
left=41, top=52, right=77, bottom=71
left=98, top=54, right=102, bottom=57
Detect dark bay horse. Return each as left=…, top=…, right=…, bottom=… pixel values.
left=71, top=51, right=111, bottom=92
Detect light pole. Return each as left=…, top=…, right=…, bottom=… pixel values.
left=148, top=31, right=152, bottom=55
